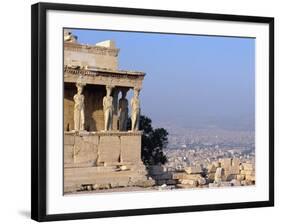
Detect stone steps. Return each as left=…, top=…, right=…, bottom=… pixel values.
left=64, top=170, right=146, bottom=181
left=64, top=166, right=151, bottom=193
left=64, top=167, right=147, bottom=176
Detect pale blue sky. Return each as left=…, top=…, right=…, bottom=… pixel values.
left=71, top=29, right=255, bottom=130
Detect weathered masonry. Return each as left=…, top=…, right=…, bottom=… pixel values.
left=63, top=30, right=154, bottom=193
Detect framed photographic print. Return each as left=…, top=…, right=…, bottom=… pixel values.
left=31, top=2, right=274, bottom=222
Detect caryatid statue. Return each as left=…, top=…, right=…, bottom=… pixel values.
left=118, top=89, right=129, bottom=131
left=73, top=82, right=85, bottom=131
left=131, top=88, right=141, bottom=131
left=103, top=85, right=114, bottom=131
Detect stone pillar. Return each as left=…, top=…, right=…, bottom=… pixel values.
left=130, top=88, right=141, bottom=131
left=118, top=89, right=129, bottom=131
left=112, top=88, right=120, bottom=130
left=73, top=81, right=86, bottom=132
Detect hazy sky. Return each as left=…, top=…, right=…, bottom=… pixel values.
left=71, top=29, right=255, bottom=131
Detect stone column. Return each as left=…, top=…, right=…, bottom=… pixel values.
left=112, top=88, right=120, bottom=130
left=73, top=81, right=86, bottom=132
left=103, top=85, right=114, bottom=131
left=130, top=88, right=141, bottom=131
left=118, top=89, right=129, bottom=131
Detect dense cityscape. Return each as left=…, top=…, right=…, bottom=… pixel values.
left=147, top=123, right=255, bottom=189
left=164, top=125, right=254, bottom=167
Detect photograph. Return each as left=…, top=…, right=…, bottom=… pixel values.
left=0, top=0, right=278, bottom=223
left=31, top=2, right=274, bottom=221
left=63, top=28, right=256, bottom=195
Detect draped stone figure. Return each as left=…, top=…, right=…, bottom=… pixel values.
left=103, top=86, right=114, bottom=131
left=118, top=89, right=128, bottom=131
left=73, top=83, right=85, bottom=131
left=131, top=88, right=141, bottom=131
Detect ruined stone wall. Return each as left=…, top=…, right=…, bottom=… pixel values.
left=64, top=132, right=142, bottom=166
left=64, top=43, right=118, bottom=70
left=83, top=85, right=105, bottom=131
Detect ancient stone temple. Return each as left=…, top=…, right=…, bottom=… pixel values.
left=63, top=30, right=154, bottom=193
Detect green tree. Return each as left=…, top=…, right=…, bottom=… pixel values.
left=128, top=115, right=168, bottom=166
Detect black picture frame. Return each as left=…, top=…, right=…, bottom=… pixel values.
left=31, top=2, right=274, bottom=222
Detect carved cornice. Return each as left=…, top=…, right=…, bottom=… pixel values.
left=64, top=72, right=143, bottom=89
left=64, top=42, right=119, bottom=57
left=64, top=67, right=145, bottom=78
left=64, top=67, right=145, bottom=80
